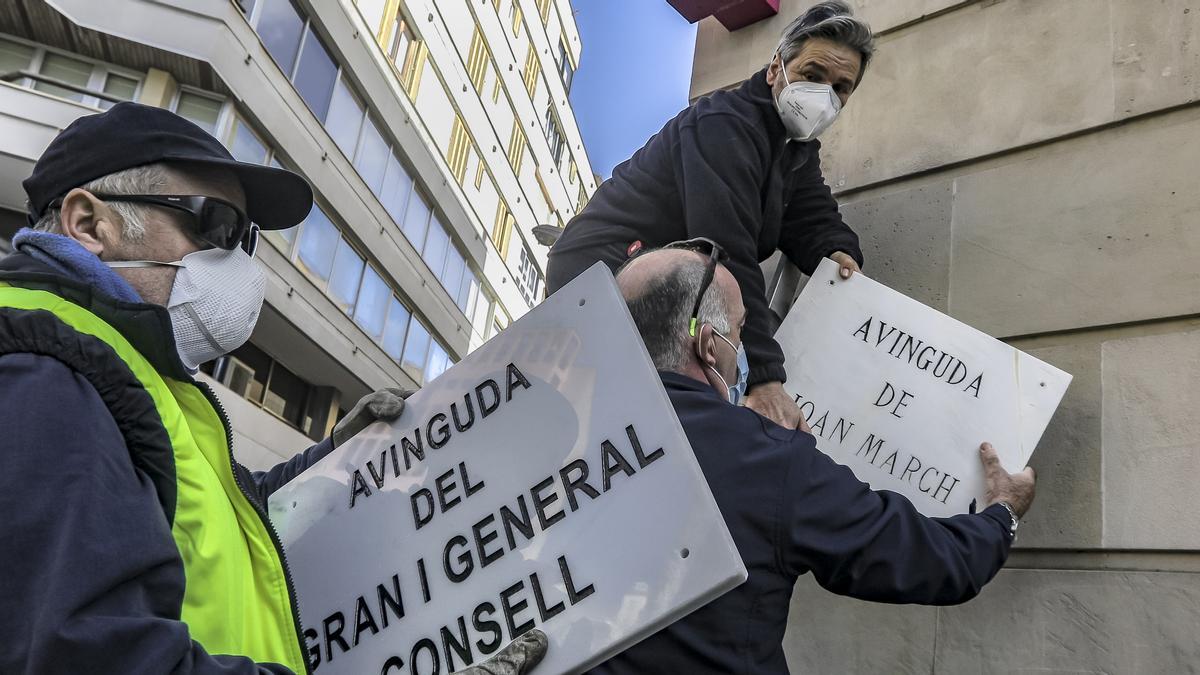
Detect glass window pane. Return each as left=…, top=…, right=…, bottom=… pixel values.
left=0, top=38, right=34, bottom=75
left=425, top=341, right=449, bottom=382
left=264, top=361, right=308, bottom=427
left=230, top=116, right=270, bottom=164
left=422, top=216, right=449, bottom=277
left=256, top=0, right=306, bottom=76
left=296, top=206, right=339, bottom=281
left=381, top=296, right=411, bottom=361
left=380, top=151, right=413, bottom=223
left=328, top=238, right=365, bottom=314
left=401, top=319, right=430, bottom=381
left=440, top=245, right=465, bottom=298
left=219, top=342, right=272, bottom=404
left=325, top=75, right=365, bottom=157
left=456, top=269, right=476, bottom=314
left=98, top=73, right=138, bottom=110
left=294, top=25, right=338, bottom=121
left=265, top=225, right=298, bottom=253
left=353, top=266, right=389, bottom=341
left=402, top=190, right=431, bottom=249
left=176, top=92, right=223, bottom=134
left=355, top=115, right=389, bottom=194
left=35, top=53, right=92, bottom=102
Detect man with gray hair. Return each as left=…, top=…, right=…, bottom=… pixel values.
left=548, top=1, right=874, bottom=432
left=587, top=242, right=1036, bottom=674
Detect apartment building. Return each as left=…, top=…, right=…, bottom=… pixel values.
left=0, top=0, right=595, bottom=468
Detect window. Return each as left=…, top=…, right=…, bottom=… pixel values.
left=466, top=29, right=488, bottom=93
left=0, top=38, right=34, bottom=75
left=205, top=341, right=316, bottom=434
left=544, top=105, right=566, bottom=165
left=100, top=73, right=138, bottom=110
left=35, top=52, right=92, bottom=102
left=328, top=238, right=366, bottom=313
left=577, top=183, right=588, bottom=212
left=537, top=0, right=553, bottom=22
left=175, top=92, right=224, bottom=134
left=457, top=272, right=479, bottom=318
left=492, top=203, right=514, bottom=259
left=256, top=0, right=306, bottom=76
left=447, top=116, right=471, bottom=184
left=294, top=25, right=338, bottom=120
left=422, top=215, right=450, bottom=279
left=381, top=296, right=411, bottom=361
left=389, top=11, right=426, bottom=96
left=296, top=206, right=340, bottom=281
left=325, top=75, right=366, bottom=157
left=353, top=266, right=390, bottom=341
left=355, top=115, right=390, bottom=193
left=402, top=189, right=432, bottom=248
left=425, top=341, right=450, bottom=383
left=510, top=3, right=523, bottom=37
left=522, top=49, right=540, bottom=98
left=507, top=121, right=527, bottom=173
left=380, top=151, right=414, bottom=223
left=556, top=38, right=574, bottom=92
left=517, top=243, right=543, bottom=305
left=568, top=159, right=578, bottom=185
left=230, top=116, right=270, bottom=164
left=440, top=246, right=466, bottom=301
left=401, top=319, right=431, bottom=381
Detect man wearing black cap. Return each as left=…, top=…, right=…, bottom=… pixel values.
left=0, top=103, right=545, bottom=674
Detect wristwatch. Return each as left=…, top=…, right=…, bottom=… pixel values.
left=997, top=501, right=1019, bottom=537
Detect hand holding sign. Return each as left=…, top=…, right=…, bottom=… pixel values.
left=979, top=442, right=1036, bottom=517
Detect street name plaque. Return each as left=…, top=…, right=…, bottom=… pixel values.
left=775, top=258, right=1071, bottom=518
left=269, top=264, right=747, bottom=674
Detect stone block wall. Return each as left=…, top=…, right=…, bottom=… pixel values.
left=691, top=1, right=1200, bottom=671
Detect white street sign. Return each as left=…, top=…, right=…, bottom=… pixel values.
left=775, top=258, right=1071, bottom=518
left=268, top=263, right=747, bottom=675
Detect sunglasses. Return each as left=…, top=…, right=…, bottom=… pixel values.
left=662, top=237, right=728, bottom=337
left=89, top=193, right=259, bottom=256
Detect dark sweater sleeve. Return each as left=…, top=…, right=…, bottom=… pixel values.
left=779, top=431, right=1012, bottom=605
left=250, top=437, right=335, bottom=502
left=777, top=142, right=863, bottom=275
left=0, top=353, right=294, bottom=674
left=674, top=113, right=788, bottom=386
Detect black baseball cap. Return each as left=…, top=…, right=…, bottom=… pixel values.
left=23, top=101, right=312, bottom=229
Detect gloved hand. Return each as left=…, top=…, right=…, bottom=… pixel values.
left=453, top=630, right=548, bottom=675
left=331, top=387, right=411, bottom=448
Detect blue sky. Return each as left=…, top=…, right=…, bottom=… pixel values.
left=569, top=0, right=698, bottom=179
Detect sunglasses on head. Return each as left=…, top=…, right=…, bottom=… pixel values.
left=88, top=193, right=259, bottom=256
left=662, top=237, right=728, bottom=337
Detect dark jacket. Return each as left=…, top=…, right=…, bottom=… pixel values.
left=548, top=68, right=863, bottom=387
left=0, top=252, right=330, bottom=674
left=589, top=373, right=1013, bottom=674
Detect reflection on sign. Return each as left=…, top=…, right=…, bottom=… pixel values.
left=269, top=264, right=747, bottom=674
left=775, top=259, right=1071, bottom=518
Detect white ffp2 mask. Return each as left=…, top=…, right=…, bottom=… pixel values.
left=109, top=247, right=266, bottom=369
left=774, top=55, right=842, bottom=142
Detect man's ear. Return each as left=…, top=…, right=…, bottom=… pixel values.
left=694, top=322, right=720, bottom=370
left=58, top=188, right=117, bottom=256
left=766, top=55, right=781, bottom=87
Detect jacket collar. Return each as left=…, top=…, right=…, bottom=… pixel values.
left=737, top=67, right=788, bottom=142
left=0, top=251, right=194, bottom=381
left=659, top=370, right=727, bottom=402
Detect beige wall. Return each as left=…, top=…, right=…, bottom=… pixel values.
left=692, top=0, right=1200, bottom=671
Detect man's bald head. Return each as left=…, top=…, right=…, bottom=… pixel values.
left=617, top=248, right=744, bottom=374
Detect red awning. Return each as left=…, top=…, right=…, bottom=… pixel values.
left=665, top=0, right=780, bottom=31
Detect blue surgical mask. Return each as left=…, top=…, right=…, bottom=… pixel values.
left=708, top=331, right=749, bottom=405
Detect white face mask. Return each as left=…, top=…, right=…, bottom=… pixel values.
left=109, top=247, right=266, bottom=369
left=773, top=54, right=842, bottom=142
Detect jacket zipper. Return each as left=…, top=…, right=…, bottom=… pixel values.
left=196, top=381, right=313, bottom=675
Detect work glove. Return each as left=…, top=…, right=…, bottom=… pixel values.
left=453, top=630, right=548, bottom=675
left=331, top=387, right=411, bottom=448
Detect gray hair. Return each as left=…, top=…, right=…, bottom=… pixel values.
left=776, top=1, right=875, bottom=83
left=621, top=254, right=732, bottom=372
left=31, top=163, right=171, bottom=242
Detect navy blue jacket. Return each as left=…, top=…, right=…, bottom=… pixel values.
left=0, top=252, right=330, bottom=674
left=589, top=373, right=1013, bottom=674
left=548, top=68, right=863, bottom=387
